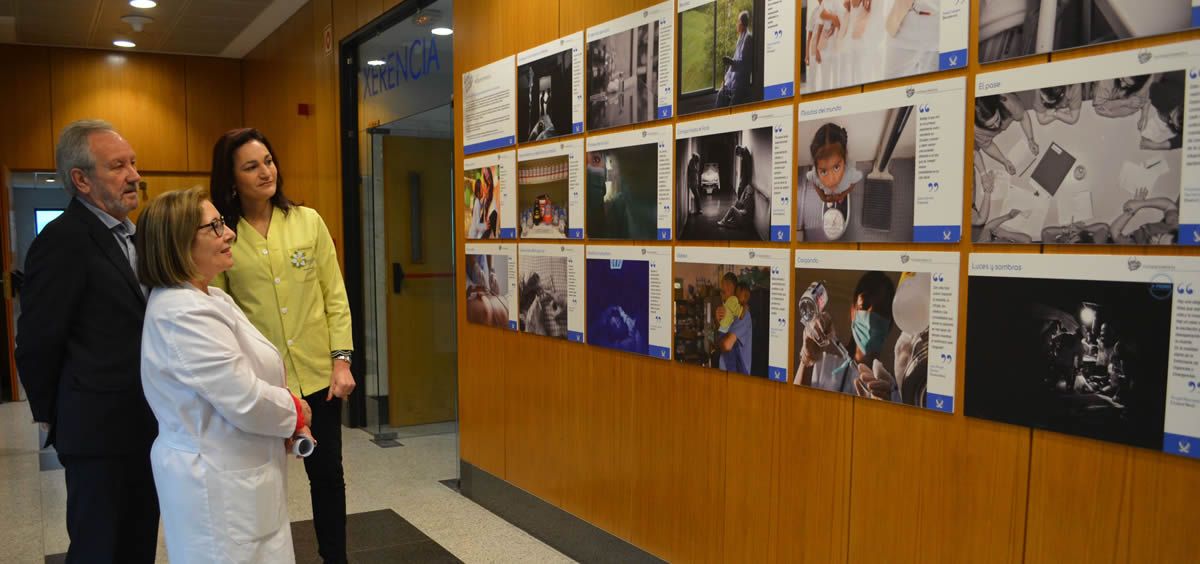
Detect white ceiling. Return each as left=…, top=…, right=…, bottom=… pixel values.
left=0, top=0, right=308, bottom=58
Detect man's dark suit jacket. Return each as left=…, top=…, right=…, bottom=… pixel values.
left=15, top=197, right=156, bottom=455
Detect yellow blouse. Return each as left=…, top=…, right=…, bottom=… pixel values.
left=214, top=206, right=353, bottom=397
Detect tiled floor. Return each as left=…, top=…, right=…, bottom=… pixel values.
left=0, top=401, right=572, bottom=563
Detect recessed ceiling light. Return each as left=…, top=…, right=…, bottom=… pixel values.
left=431, top=27, right=453, bottom=36
left=44, top=177, right=55, bottom=183
left=366, top=59, right=386, bottom=66
left=113, top=40, right=136, bottom=48
left=130, top=0, right=157, bottom=8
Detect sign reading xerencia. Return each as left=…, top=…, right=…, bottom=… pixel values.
left=361, top=38, right=443, bottom=97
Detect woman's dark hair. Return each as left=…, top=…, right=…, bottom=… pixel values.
left=1115, top=75, right=1150, bottom=97
left=1039, top=86, right=1066, bottom=107
left=809, top=123, right=849, bottom=164
left=1150, top=73, right=1184, bottom=130
left=853, top=271, right=896, bottom=323
left=209, top=127, right=295, bottom=233
left=974, top=95, right=1011, bottom=130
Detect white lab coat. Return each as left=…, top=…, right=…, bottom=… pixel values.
left=141, top=285, right=299, bottom=564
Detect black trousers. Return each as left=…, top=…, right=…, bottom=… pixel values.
left=304, top=391, right=348, bottom=564
left=58, top=452, right=159, bottom=564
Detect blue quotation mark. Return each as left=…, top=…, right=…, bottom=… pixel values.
left=927, top=181, right=940, bottom=192
left=919, top=104, right=932, bottom=113
left=933, top=273, right=945, bottom=282
left=1178, top=284, right=1195, bottom=295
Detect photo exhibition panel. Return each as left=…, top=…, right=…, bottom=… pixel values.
left=677, top=0, right=795, bottom=115
left=586, top=1, right=676, bottom=130
left=518, top=243, right=585, bottom=343
left=971, top=41, right=1200, bottom=245
left=518, top=139, right=585, bottom=240
left=674, top=246, right=791, bottom=382
left=793, top=250, right=959, bottom=413
left=586, top=125, right=674, bottom=241
left=464, top=150, right=518, bottom=240
left=463, top=55, right=517, bottom=155
left=966, top=253, right=1200, bottom=460
left=517, top=32, right=585, bottom=143
left=465, top=243, right=519, bottom=330
left=586, top=245, right=674, bottom=360
left=797, top=77, right=966, bottom=243
left=800, top=0, right=969, bottom=94
left=978, top=0, right=1200, bottom=64
left=676, top=106, right=794, bottom=242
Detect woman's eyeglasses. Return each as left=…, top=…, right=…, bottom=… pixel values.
left=198, top=217, right=230, bottom=238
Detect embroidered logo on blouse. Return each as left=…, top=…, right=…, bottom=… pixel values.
left=290, top=250, right=311, bottom=268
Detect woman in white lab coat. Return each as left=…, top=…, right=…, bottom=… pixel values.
left=136, top=187, right=313, bottom=564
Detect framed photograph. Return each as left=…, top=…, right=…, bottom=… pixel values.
left=972, top=41, right=1199, bottom=245
left=517, top=139, right=584, bottom=240
left=676, top=106, right=793, bottom=242
left=463, top=56, right=517, bottom=155
left=800, top=0, right=969, bottom=94
left=464, top=243, right=518, bottom=330
left=517, top=32, right=585, bottom=143
left=586, top=2, right=676, bottom=130
left=463, top=151, right=517, bottom=240
left=676, top=0, right=795, bottom=116
left=966, top=253, right=1200, bottom=459
left=979, top=0, right=1199, bottom=64
left=586, top=245, right=673, bottom=359
left=586, top=125, right=673, bottom=240
left=517, top=243, right=585, bottom=342
left=792, top=250, right=959, bottom=413
left=797, top=77, right=965, bottom=242
left=673, top=246, right=790, bottom=381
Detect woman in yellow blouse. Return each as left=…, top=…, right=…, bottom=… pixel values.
left=209, top=128, right=354, bottom=564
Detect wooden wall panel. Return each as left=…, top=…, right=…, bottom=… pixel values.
left=503, top=335, right=568, bottom=505
left=311, top=0, right=344, bottom=257
left=50, top=49, right=189, bottom=172
left=722, top=375, right=778, bottom=563
left=185, top=57, right=244, bottom=172
left=0, top=45, right=54, bottom=171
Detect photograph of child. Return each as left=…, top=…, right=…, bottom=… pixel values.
left=518, top=155, right=571, bottom=239
left=588, top=18, right=662, bottom=130
left=465, top=253, right=511, bottom=328
left=586, top=258, right=651, bottom=355
left=518, top=255, right=570, bottom=338
left=676, top=125, right=775, bottom=240
left=678, top=0, right=765, bottom=114
left=972, top=71, right=1184, bottom=244
left=673, top=262, right=772, bottom=377
left=463, top=165, right=500, bottom=239
left=801, top=0, right=941, bottom=94
left=796, top=106, right=917, bottom=241
left=518, top=49, right=574, bottom=142
left=586, top=143, right=658, bottom=239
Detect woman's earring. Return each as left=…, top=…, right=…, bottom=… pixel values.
left=232, top=185, right=237, bottom=197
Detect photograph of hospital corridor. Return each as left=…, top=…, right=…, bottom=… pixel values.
left=587, top=19, right=661, bottom=130
left=586, top=258, right=650, bottom=355
left=797, top=106, right=916, bottom=241
left=972, top=71, right=1184, bottom=244
left=518, top=155, right=571, bottom=238
left=518, top=255, right=570, bottom=339
left=801, top=0, right=943, bottom=94
left=586, top=143, right=658, bottom=239
left=678, top=0, right=765, bottom=115
left=463, top=164, right=500, bottom=239
left=965, top=275, right=1172, bottom=450
left=979, top=0, right=1196, bottom=64
left=465, top=253, right=511, bottom=328
left=676, top=126, right=774, bottom=240
left=517, top=49, right=574, bottom=142
left=794, top=270, right=934, bottom=407
left=673, top=262, right=771, bottom=377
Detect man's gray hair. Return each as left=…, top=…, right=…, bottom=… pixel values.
left=56, top=119, right=117, bottom=197
left=739, top=10, right=750, bottom=26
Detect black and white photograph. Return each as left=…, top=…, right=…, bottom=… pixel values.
left=517, top=39, right=578, bottom=143
left=966, top=274, right=1173, bottom=450
left=676, top=126, right=775, bottom=240
left=586, top=143, right=659, bottom=239
left=518, top=254, right=570, bottom=339
left=794, top=269, right=936, bottom=407
left=797, top=106, right=917, bottom=241
left=678, top=0, right=766, bottom=114
left=972, top=71, right=1185, bottom=244
left=673, top=261, right=773, bottom=378
left=587, top=13, right=663, bottom=130
left=979, top=0, right=1197, bottom=64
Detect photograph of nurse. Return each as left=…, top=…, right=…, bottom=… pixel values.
left=794, top=269, right=933, bottom=407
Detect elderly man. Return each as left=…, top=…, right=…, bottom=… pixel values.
left=16, top=120, right=158, bottom=563
left=716, top=10, right=755, bottom=107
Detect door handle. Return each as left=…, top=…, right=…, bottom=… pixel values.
left=392, top=263, right=405, bottom=294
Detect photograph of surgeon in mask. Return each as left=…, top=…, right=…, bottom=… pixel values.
left=793, top=269, right=934, bottom=407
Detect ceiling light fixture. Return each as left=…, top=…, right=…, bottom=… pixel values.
left=431, top=27, right=453, bottom=36
left=113, top=40, right=136, bottom=48
left=130, top=0, right=157, bottom=8
left=121, top=14, right=154, bottom=32
left=44, top=177, right=55, bottom=183
left=366, top=59, right=386, bottom=66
